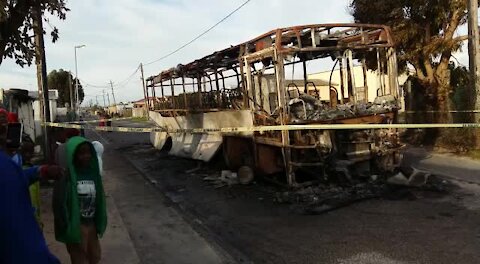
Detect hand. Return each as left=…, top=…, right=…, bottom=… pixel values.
left=40, top=165, right=65, bottom=180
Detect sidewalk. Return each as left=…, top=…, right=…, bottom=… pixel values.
left=403, top=147, right=480, bottom=183
left=41, top=171, right=141, bottom=264
left=100, top=149, right=230, bottom=264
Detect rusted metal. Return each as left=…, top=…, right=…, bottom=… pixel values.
left=145, top=23, right=402, bottom=187
left=181, top=76, right=187, bottom=109
left=196, top=76, right=202, bottom=108
left=339, top=59, right=345, bottom=104
left=170, top=78, right=175, bottom=109
left=145, top=81, right=151, bottom=110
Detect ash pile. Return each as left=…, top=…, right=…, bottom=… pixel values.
left=288, top=94, right=398, bottom=122
left=276, top=167, right=452, bottom=215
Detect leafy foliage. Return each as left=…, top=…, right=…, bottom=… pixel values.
left=0, top=0, right=69, bottom=66
left=350, top=0, right=468, bottom=76
left=350, top=0, right=472, bottom=123
left=449, top=62, right=473, bottom=122
left=47, top=69, right=84, bottom=107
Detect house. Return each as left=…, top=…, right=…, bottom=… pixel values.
left=0, top=88, right=60, bottom=142
left=29, top=90, right=59, bottom=138
left=0, top=88, right=36, bottom=141
left=28, top=90, right=59, bottom=122
left=132, top=97, right=160, bottom=117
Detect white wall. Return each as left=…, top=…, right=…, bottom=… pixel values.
left=17, top=101, right=35, bottom=142
left=132, top=108, right=146, bottom=117
left=309, top=66, right=409, bottom=103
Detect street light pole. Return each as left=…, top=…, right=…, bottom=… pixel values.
left=74, top=44, right=85, bottom=119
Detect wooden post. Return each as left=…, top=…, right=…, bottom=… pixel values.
left=468, top=0, right=480, bottom=146
left=140, top=63, right=149, bottom=118
left=33, top=3, right=51, bottom=160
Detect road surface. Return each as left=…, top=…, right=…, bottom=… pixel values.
left=55, top=119, right=480, bottom=264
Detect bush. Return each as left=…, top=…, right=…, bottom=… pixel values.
left=436, top=128, right=475, bottom=153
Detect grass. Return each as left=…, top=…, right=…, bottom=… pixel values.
left=467, top=149, right=480, bottom=160
left=130, top=116, right=149, bottom=122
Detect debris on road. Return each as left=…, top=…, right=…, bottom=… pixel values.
left=203, top=170, right=239, bottom=188
left=274, top=171, right=451, bottom=215
left=237, top=166, right=254, bottom=185
left=386, top=167, right=431, bottom=187
left=275, top=183, right=386, bottom=214
left=386, top=172, right=409, bottom=186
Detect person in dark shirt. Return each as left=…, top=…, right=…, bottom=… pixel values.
left=0, top=109, right=62, bottom=264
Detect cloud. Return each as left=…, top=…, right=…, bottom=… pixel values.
left=1, top=0, right=357, bottom=104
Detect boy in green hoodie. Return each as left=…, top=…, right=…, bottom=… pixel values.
left=53, top=136, right=107, bottom=264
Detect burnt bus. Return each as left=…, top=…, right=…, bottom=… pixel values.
left=145, top=24, right=403, bottom=187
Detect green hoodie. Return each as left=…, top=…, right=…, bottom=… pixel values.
left=53, top=136, right=107, bottom=243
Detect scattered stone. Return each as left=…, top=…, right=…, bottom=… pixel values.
left=408, top=167, right=431, bottom=187
left=238, top=166, right=254, bottom=185
left=387, top=172, right=409, bottom=186
left=203, top=170, right=239, bottom=188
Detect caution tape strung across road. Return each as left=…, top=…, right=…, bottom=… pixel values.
left=42, top=121, right=480, bottom=134
left=403, top=110, right=480, bottom=114
left=67, top=117, right=135, bottom=124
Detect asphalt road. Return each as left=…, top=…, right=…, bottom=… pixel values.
left=89, top=119, right=480, bottom=264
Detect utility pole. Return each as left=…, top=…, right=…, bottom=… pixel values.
left=109, top=80, right=116, bottom=106
left=468, top=0, right=480, bottom=145
left=74, top=45, right=85, bottom=119
left=68, top=71, right=74, bottom=109
left=102, top=90, right=106, bottom=107
left=140, top=63, right=149, bottom=118
left=95, top=95, right=99, bottom=106
left=107, top=93, right=111, bottom=107
left=109, top=80, right=117, bottom=114
left=33, top=2, right=51, bottom=160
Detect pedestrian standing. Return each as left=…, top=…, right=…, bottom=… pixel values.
left=53, top=136, right=107, bottom=264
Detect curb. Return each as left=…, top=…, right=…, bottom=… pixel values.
left=121, top=150, right=252, bottom=264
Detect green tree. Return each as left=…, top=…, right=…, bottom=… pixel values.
left=449, top=63, right=473, bottom=122
left=0, top=0, right=69, bottom=66
left=350, top=0, right=471, bottom=123
left=47, top=69, right=84, bottom=107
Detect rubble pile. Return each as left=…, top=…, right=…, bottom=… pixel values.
left=289, top=94, right=398, bottom=122
left=275, top=169, right=452, bottom=215
left=275, top=183, right=386, bottom=214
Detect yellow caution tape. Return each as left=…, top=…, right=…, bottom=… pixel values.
left=44, top=122, right=154, bottom=133
left=42, top=121, right=480, bottom=134
left=404, top=110, right=480, bottom=114
left=67, top=117, right=135, bottom=124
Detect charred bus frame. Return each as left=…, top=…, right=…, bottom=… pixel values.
left=145, top=24, right=403, bottom=187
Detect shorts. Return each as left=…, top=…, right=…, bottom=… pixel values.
left=66, top=222, right=101, bottom=264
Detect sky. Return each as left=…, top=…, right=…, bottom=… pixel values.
left=0, top=0, right=470, bottom=106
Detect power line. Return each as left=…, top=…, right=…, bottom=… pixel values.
left=80, top=65, right=140, bottom=89
left=111, top=65, right=140, bottom=87
left=143, top=0, right=252, bottom=66
left=82, top=81, right=109, bottom=89
left=76, top=0, right=252, bottom=98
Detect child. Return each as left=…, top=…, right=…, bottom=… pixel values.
left=20, top=139, right=42, bottom=228
left=9, top=134, right=44, bottom=228
left=53, top=136, right=107, bottom=264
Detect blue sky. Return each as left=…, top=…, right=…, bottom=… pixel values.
left=0, top=0, right=469, bottom=105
